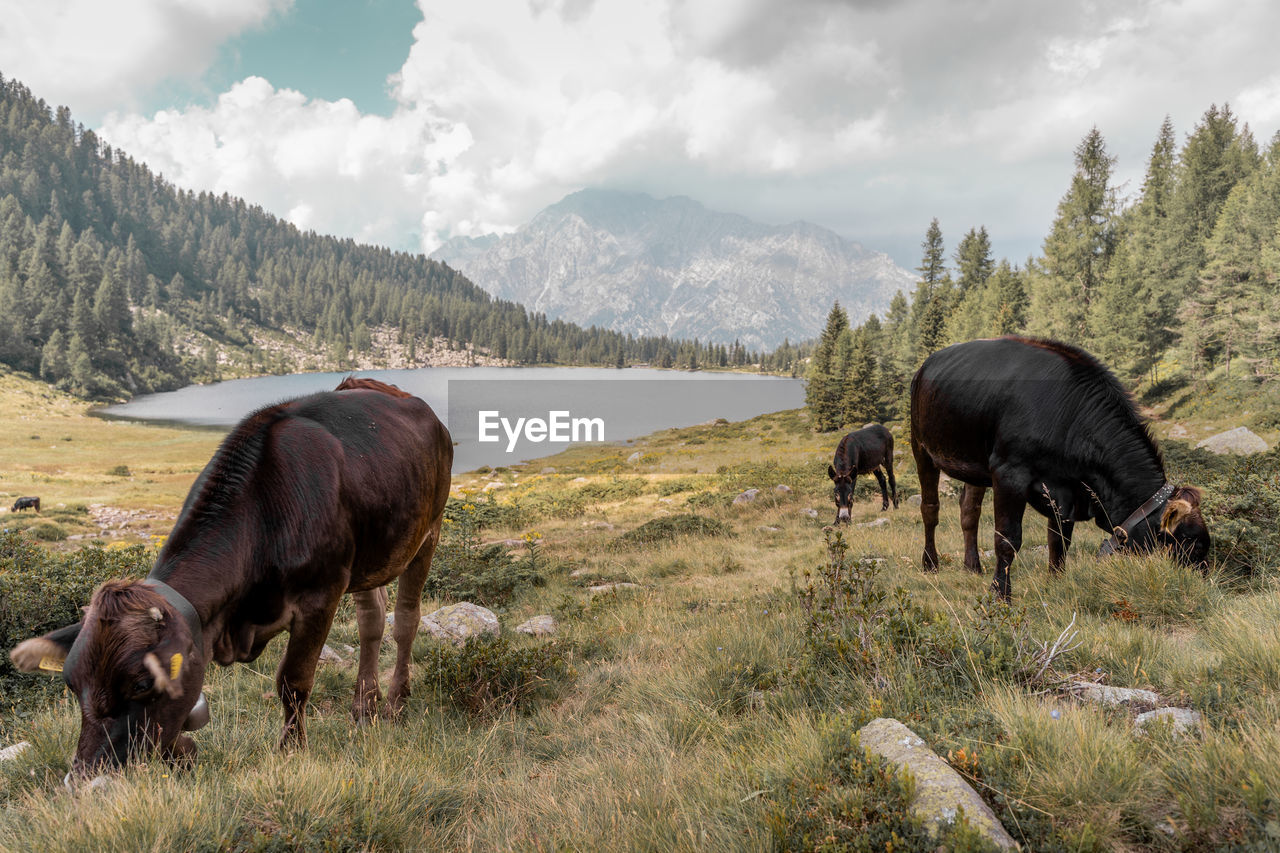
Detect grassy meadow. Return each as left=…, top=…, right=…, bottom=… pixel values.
left=1, top=367, right=1279, bottom=851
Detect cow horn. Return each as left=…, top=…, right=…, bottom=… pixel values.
left=143, top=652, right=182, bottom=699
left=149, top=607, right=163, bottom=622
left=183, top=693, right=210, bottom=731
left=1162, top=499, right=1193, bottom=535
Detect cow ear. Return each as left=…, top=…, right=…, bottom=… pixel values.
left=1162, top=499, right=1194, bottom=535
left=1174, top=486, right=1202, bottom=508
left=9, top=622, right=81, bottom=673
left=143, top=652, right=183, bottom=699
left=827, top=464, right=837, bottom=480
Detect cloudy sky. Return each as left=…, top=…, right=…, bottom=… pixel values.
left=3, top=0, right=1279, bottom=269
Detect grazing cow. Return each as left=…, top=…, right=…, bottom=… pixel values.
left=10, top=496, right=39, bottom=512
left=910, top=337, right=1210, bottom=599
left=828, top=423, right=898, bottom=522
left=9, top=378, right=452, bottom=777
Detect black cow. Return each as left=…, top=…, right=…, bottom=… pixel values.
left=910, top=337, right=1210, bottom=599
left=828, top=423, right=898, bottom=522
left=10, top=496, right=39, bottom=512
left=10, top=378, right=452, bottom=778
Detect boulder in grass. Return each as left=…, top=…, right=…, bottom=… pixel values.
left=857, top=718, right=1017, bottom=850
left=1135, top=707, right=1201, bottom=736
left=0, top=742, right=30, bottom=762
left=733, top=489, right=760, bottom=505
left=1070, top=680, right=1159, bottom=707
left=1195, top=427, right=1269, bottom=455
left=515, top=615, right=557, bottom=637
left=421, top=602, right=500, bottom=646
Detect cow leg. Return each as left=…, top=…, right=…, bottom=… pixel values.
left=872, top=467, right=890, bottom=511
left=886, top=462, right=898, bottom=509
left=351, top=585, right=389, bottom=722
left=961, top=484, right=987, bottom=574
left=387, top=519, right=442, bottom=714
left=276, top=591, right=343, bottom=751
left=1047, top=518, right=1074, bottom=573
left=915, top=453, right=941, bottom=572
left=990, top=483, right=1026, bottom=601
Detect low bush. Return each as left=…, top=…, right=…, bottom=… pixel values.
left=615, top=514, right=733, bottom=547
left=429, top=509, right=544, bottom=608
left=417, top=634, right=575, bottom=717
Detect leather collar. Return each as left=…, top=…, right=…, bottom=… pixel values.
left=1098, top=482, right=1176, bottom=557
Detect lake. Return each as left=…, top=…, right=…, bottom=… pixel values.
left=94, top=367, right=805, bottom=473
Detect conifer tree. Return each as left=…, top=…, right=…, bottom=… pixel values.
left=1030, top=127, right=1118, bottom=344
left=806, top=302, right=850, bottom=431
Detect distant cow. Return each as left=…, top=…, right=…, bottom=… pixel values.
left=10, top=497, right=39, bottom=512
left=910, top=337, right=1210, bottom=599
left=828, top=423, right=898, bottom=523
left=10, top=378, right=452, bottom=778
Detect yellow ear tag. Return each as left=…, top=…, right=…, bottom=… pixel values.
left=169, top=653, right=183, bottom=680
left=38, top=656, right=64, bottom=673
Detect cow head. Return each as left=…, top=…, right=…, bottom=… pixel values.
left=1101, top=485, right=1211, bottom=571
left=1157, top=486, right=1211, bottom=571
left=9, top=580, right=208, bottom=778
left=828, top=464, right=854, bottom=523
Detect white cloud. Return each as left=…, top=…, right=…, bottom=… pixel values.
left=0, top=0, right=290, bottom=118
left=83, top=0, right=1280, bottom=266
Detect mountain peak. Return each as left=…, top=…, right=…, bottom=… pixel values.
left=431, top=189, right=913, bottom=349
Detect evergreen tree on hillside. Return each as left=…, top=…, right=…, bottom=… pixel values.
left=1171, top=105, right=1261, bottom=374
left=945, top=226, right=996, bottom=344
left=910, top=219, right=952, bottom=361
left=841, top=328, right=879, bottom=426
left=806, top=302, right=850, bottom=431
left=1030, top=127, right=1118, bottom=344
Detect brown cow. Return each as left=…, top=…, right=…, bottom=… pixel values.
left=10, top=378, right=451, bottom=777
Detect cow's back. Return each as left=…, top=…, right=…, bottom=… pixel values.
left=910, top=338, right=1096, bottom=485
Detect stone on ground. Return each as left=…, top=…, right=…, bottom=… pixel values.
left=0, top=742, right=30, bottom=761
left=421, top=602, right=500, bottom=646
left=1135, top=707, right=1201, bottom=736
left=1195, top=426, right=1269, bottom=455
left=733, top=489, right=760, bottom=505
left=1070, top=680, right=1159, bottom=707
left=515, top=615, right=557, bottom=636
left=857, top=718, right=1016, bottom=850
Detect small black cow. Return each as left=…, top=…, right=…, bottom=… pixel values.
left=10, top=497, right=39, bottom=512
left=828, top=423, right=898, bottom=523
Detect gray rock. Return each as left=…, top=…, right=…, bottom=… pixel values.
left=1135, top=707, right=1201, bottom=736
left=583, top=520, right=615, bottom=531
left=1169, top=423, right=1190, bottom=439
left=572, top=477, right=589, bottom=484
left=0, top=742, right=30, bottom=761
left=588, top=582, right=640, bottom=595
left=515, top=615, right=558, bottom=637
left=540, top=467, right=557, bottom=474
left=1070, top=680, right=1159, bottom=707
left=627, top=451, right=643, bottom=464
left=481, top=538, right=525, bottom=549
left=1196, top=427, right=1269, bottom=455
left=420, top=602, right=501, bottom=646
left=733, top=488, right=760, bottom=505
left=907, top=494, right=923, bottom=508
left=756, top=525, right=781, bottom=533
left=319, top=644, right=343, bottom=663
left=857, top=718, right=1016, bottom=849
left=569, top=567, right=596, bottom=578
left=801, top=507, right=820, bottom=519
left=773, top=484, right=792, bottom=495
left=858, top=517, right=889, bottom=528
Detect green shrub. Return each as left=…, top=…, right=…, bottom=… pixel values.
left=575, top=476, right=645, bottom=502
left=106, top=464, right=131, bottom=477
left=616, top=514, right=732, bottom=547
left=23, top=521, right=66, bottom=541
left=417, top=634, right=574, bottom=717
left=0, top=533, right=153, bottom=709
left=1196, top=450, right=1280, bottom=578
left=428, top=505, right=544, bottom=607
